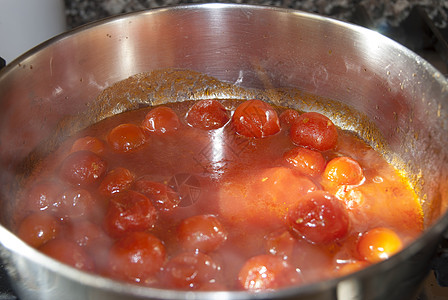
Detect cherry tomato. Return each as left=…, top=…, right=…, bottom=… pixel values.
left=287, top=191, right=350, bottom=244
left=279, top=109, right=300, bottom=127
left=162, top=251, right=220, bottom=289
left=133, top=178, right=181, bottom=212
left=185, top=99, right=230, bottom=130
left=177, top=214, right=228, bottom=253
left=232, top=99, right=280, bottom=138
left=39, top=239, right=94, bottom=272
left=103, top=190, right=158, bottom=238
left=108, top=231, right=166, bottom=283
left=18, top=212, right=60, bottom=248
left=24, top=180, right=64, bottom=212
left=283, top=146, right=326, bottom=177
left=264, top=230, right=295, bottom=259
left=323, top=156, right=364, bottom=186
left=141, top=106, right=180, bottom=135
left=56, top=188, right=95, bottom=220
left=98, top=167, right=134, bottom=197
left=238, top=254, right=301, bottom=291
left=70, top=136, right=105, bottom=154
left=107, top=123, right=146, bottom=153
left=59, top=150, right=107, bottom=187
left=357, top=227, right=403, bottom=263
left=290, top=112, right=338, bottom=151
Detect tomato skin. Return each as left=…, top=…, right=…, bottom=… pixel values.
left=290, top=112, right=338, bottom=151
left=162, top=251, right=220, bottom=289
left=108, top=231, right=166, bottom=283
left=283, top=146, right=326, bottom=177
left=70, top=136, right=105, bottom=154
left=39, top=239, right=94, bottom=272
left=238, top=254, right=301, bottom=291
left=59, top=151, right=108, bottom=187
left=103, top=190, right=158, bottom=238
left=24, top=180, right=64, bottom=212
left=107, top=123, right=147, bottom=153
left=287, top=191, right=350, bottom=244
left=98, top=167, right=134, bottom=197
left=56, top=188, right=95, bottom=220
left=177, top=214, right=228, bottom=253
left=18, top=212, right=60, bottom=248
left=133, top=178, right=181, bottom=212
left=357, top=227, right=403, bottom=263
left=232, top=99, right=280, bottom=138
left=323, top=156, right=364, bottom=186
left=279, top=109, right=300, bottom=127
left=141, top=106, right=180, bottom=135
left=185, top=99, right=230, bottom=130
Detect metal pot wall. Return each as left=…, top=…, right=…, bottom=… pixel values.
left=1, top=4, right=448, bottom=300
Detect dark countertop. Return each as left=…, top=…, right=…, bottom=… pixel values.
left=64, top=0, right=448, bottom=30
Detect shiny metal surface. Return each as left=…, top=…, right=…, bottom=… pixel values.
left=0, top=3, right=448, bottom=300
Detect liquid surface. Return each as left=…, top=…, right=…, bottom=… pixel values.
left=13, top=98, right=423, bottom=291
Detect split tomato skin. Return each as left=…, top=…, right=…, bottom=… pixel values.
left=133, top=178, right=181, bottom=213
left=186, top=99, right=230, bottom=130
left=290, top=112, right=338, bottom=151
left=98, top=167, right=134, bottom=197
left=232, top=99, right=280, bottom=138
left=287, top=191, right=350, bottom=244
left=283, top=146, right=326, bottom=177
left=103, top=191, right=158, bottom=238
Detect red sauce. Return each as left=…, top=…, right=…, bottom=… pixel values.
left=13, top=98, right=423, bottom=291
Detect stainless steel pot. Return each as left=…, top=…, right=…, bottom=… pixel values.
left=1, top=4, right=448, bottom=300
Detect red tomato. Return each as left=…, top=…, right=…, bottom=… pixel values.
left=108, top=231, right=166, bottom=283
left=98, top=167, right=134, bottom=197
left=323, top=156, right=364, bottom=186
left=107, top=123, right=146, bottom=153
left=279, top=109, right=300, bottom=127
left=103, top=190, right=158, bottom=238
left=162, top=251, right=220, bottom=289
left=290, top=112, right=338, bottom=151
left=232, top=99, right=280, bottom=138
left=70, top=136, right=105, bottom=154
left=264, top=230, right=295, bottom=259
left=24, top=180, right=64, bottom=212
left=283, top=146, right=326, bottom=177
left=18, top=212, right=60, bottom=248
left=141, top=106, right=180, bottom=135
left=238, top=254, right=301, bottom=291
left=287, top=191, right=350, bottom=244
left=59, top=151, right=107, bottom=187
left=357, top=227, right=403, bottom=263
left=185, top=99, right=230, bottom=130
left=177, top=214, right=228, bottom=253
left=56, top=188, right=95, bottom=220
left=39, top=239, right=94, bottom=272
left=133, top=178, right=181, bottom=212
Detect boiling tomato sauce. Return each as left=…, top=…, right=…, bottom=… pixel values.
left=13, top=98, right=423, bottom=291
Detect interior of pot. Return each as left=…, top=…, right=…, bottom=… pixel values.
left=0, top=3, right=448, bottom=299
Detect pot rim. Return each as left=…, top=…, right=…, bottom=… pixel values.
left=1, top=3, right=448, bottom=299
